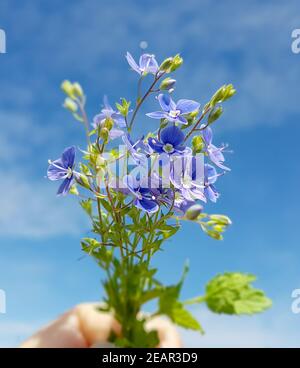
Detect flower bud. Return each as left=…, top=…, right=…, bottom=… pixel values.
left=72, top=82, right=84, bottom=98
left=159, top=77, right=176, bottom=91
left=76, top=174, right=91, bottom=190
left=99, top=127, right=109, bottom=142
left=210, top=215, right=232, bottom=226
left=208, top=106, right=223, bottom=124
left=211, top=85, right=226, bottom=106
left=185, top=204, right=203, bottom=220
left=63, top=97, right=78, bottom=113
left=192, top=135, right=204, bottom=153
left=103, top=117, right=114, bottom=130
left=223, top=84, right=236, bottom=101
left=170, top=54, right=183, bottom=72
left=61, top=80, right=75, bottom=98
left=159, top=57, right=173, bottom=72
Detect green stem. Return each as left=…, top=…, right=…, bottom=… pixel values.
left=129, top=73, right=165, bottom=131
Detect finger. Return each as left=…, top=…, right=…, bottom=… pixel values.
left=145, top=317, right=182, bottom=348
left=20, top=303, right=120, bottom=348
left=75, top=303, right=121, bottom=346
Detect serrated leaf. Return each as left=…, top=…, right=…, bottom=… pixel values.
left=205, top=272, right=272, bottom=315
left=172, top=303, right=204, bottom=333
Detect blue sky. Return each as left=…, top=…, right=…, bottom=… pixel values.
left=0, top=0, right=300, bottom=347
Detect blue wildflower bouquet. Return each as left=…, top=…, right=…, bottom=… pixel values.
left=47, top=52, right=271, bottom=347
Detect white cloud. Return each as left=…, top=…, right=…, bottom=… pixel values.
left=0, top=172, right=87, bottom=238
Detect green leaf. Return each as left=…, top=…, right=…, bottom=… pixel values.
left=205, top=272, right=272, bottom=315
left=80, top=199, right=93, bottom=217
left=172, top=303, right=204, bottom=333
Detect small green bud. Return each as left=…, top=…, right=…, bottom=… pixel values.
left=211, top=84, right=236, bottom=106
left=211, top=85, right=226, bottom=106
left=206, top=229, right=223, bottom=240
left=63, top=97, right=78, bottom=113
left=223, top=84, right=236, bottom=101
left=99, top=127, right=109, bottom=142
left=159, top=77, right=176, bottom=91
left=103, top=117, right=114, bottom=130
left=69, top=185, right=79, bottom=195
left=72, top=82, right=84, bottom=98
left=116, top=98, right=131, bottom=116
left=185, top=204, right=203, bottom=220
left=210, top=215, right=232, bottom=226
left=213, top=224, right=225, bottom=233
left=192, top=135, right=205, bottom=153
left=77, top=174, right=91, bottom=190
left=61, top=80, right=75, bottom=98
left=170, top=54, right=183, bottom=72
left=159, top=57, right=173, bottom=72
left=208, top=106, right=223, bottom=124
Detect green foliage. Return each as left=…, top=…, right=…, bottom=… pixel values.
left=205, top=273, right=272, bottom=315
left=80, top=198, right=93, bottom=217
left=116, top=98, right=131, bottom=117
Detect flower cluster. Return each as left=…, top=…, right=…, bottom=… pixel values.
left=46, top=52, right=271, bottom=348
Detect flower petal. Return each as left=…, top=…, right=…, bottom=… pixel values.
left=205, top=185, right=219, bottom=203
left=62, top=146, right=75, bottom=168
left=109, top=129, right=124, bottom=140
left=136, top=198, right=159, bottom=213
left=126, top=52, right=141, bottom=74
left=146, top=111, right=167, bottom=119
left=176, top=115, right=188, bottom=125
left=148, top=137, right=164, bottom=153
left=176, top=99, right=200, bottom=114
left=111, top=112, right=126, bottom=128
left=160, top=125, right=184, bottom=147
left=57, top=177, right=73, bottom=196
left=205, top=164, right=218, bottom=184
left=157, top=94, right=175, bottom=112
left=103, top=95, right=113, bottom=111
left=203, top=127, right=213, bottom=145
left=47, top=159, right=67, bottom=181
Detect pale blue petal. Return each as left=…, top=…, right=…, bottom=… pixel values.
left=126, top=52, right=141, bottom=74
left=146, top=111, right=167, bottom=119
left=176, top=99, right=200, bottom=114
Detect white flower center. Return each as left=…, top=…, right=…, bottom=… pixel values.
left=163, top=143, right=175, bottom=153
left=136, top=191, right=143, bottom=200
left=66, top=167, right=73, bottom=179
left=169, top=109, right=180, bottom=118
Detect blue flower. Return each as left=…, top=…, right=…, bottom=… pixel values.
left=202, top=127, right=230, bottom=171
left=148, top=125, right=186, bottom=155
left=122, top=134, right=149, bottom=166
left=146, top=94, right=200, bottom=125
left=93, top=96, right=126, bottom=129
left=123, top=174, right=159, bottom=213
left=171, top=155, right=206, bottom=202
left=47, top=146, right=77, bottom=196
left=204, top=164, right=220, bottom=203
left=126, top=52, right=159, bottom=76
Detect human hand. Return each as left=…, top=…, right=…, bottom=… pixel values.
left=20, top=303, right=182, bottom=348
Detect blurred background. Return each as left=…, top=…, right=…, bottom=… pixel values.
left=0, top=0, right=300, bottom=347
